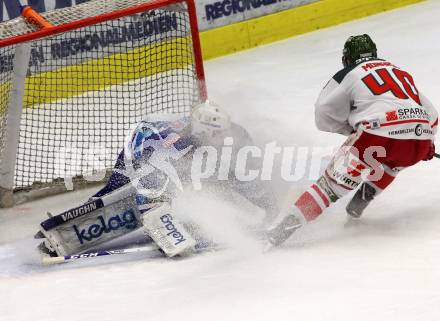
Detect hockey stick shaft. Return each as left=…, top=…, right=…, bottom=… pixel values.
left=42, top=241, right=227, bottom=266
left=42, top=243, right=160, bottom=265
left=434, top=153, right=440, bottom=159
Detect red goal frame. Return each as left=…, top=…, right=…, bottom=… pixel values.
left=0, top=0, right=208, bottom=206
left=0, top=0, right=207, bottom=100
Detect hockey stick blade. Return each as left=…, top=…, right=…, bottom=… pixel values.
left=41, top=244, right=160, bottom=266
left=434, top=153, right=440, bottom=159
left=41, top=241, right=227, bottom=266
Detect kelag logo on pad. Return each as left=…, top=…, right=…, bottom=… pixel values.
left=73, top=210, right=138, bottom=244
left=160, top=214, right=187, bottom=246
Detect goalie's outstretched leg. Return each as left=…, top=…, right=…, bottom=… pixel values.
left=35, top=182, right=199, bottom=260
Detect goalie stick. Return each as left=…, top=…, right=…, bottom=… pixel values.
left=41, top=240, right=224, bottom=266
left=41, top=243, right=161, bottom=265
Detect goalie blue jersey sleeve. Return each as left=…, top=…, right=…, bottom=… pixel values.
left=94, top=117, right=193, bottom=198
left=93, top=116, right=278, bottom=218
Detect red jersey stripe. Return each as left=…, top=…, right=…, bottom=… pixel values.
left=366, top=119, right=429, bottom=129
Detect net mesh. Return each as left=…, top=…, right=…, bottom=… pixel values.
left=0, top=46, right=15, bottom=178
left=0, top=0, right=203, bottom=190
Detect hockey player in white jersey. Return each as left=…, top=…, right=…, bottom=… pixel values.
left=37, top=101, right=279, bottom=259
left=267, top=34, right=438, bottom=246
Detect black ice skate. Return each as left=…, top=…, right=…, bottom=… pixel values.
left=346, top=182, right=377, bottom=218
left=266, top=214, right=303, bottom=247
left=37, top=241, right=57, bottom=257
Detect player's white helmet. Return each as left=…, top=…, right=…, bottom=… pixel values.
left=191, top=100, right=231, bottom=139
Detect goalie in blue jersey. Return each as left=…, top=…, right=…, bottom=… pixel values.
left=36, top=101, right=279, bottom=258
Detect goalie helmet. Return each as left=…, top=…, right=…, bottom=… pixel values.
left=191, top=100, right=231, bottom=139
left=342, top=34, right=377, bottom=68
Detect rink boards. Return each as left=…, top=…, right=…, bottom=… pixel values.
left=200, top=0, right=425, bottom=59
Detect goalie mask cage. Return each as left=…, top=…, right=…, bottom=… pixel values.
left=0, top=0, right=207, bottom=206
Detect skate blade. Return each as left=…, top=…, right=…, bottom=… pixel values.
left=344, top=216, right=363, bottom=229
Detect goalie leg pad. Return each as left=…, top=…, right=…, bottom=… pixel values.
left=142, top=203, right=196, bottom=257
left=38, top=185, right=144, bottom=256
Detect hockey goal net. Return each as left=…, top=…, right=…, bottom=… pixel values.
left=0, top=0, right=206, bottom=206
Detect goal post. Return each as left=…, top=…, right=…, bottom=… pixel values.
left=0, top=0, right=207, bottom=207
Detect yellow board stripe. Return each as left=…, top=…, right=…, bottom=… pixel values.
left=200, top=0, right=425, bottom=60
left=23, top=37, right=193, bottom=107
left=1, top=0, right=424, bottom=109
left=0, top=81, right=11, bottom=118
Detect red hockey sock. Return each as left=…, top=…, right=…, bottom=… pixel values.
left=294, top=183, right=332, bottom=222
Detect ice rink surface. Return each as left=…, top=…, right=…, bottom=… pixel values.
left=1, top=1, right=440, bottom=320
